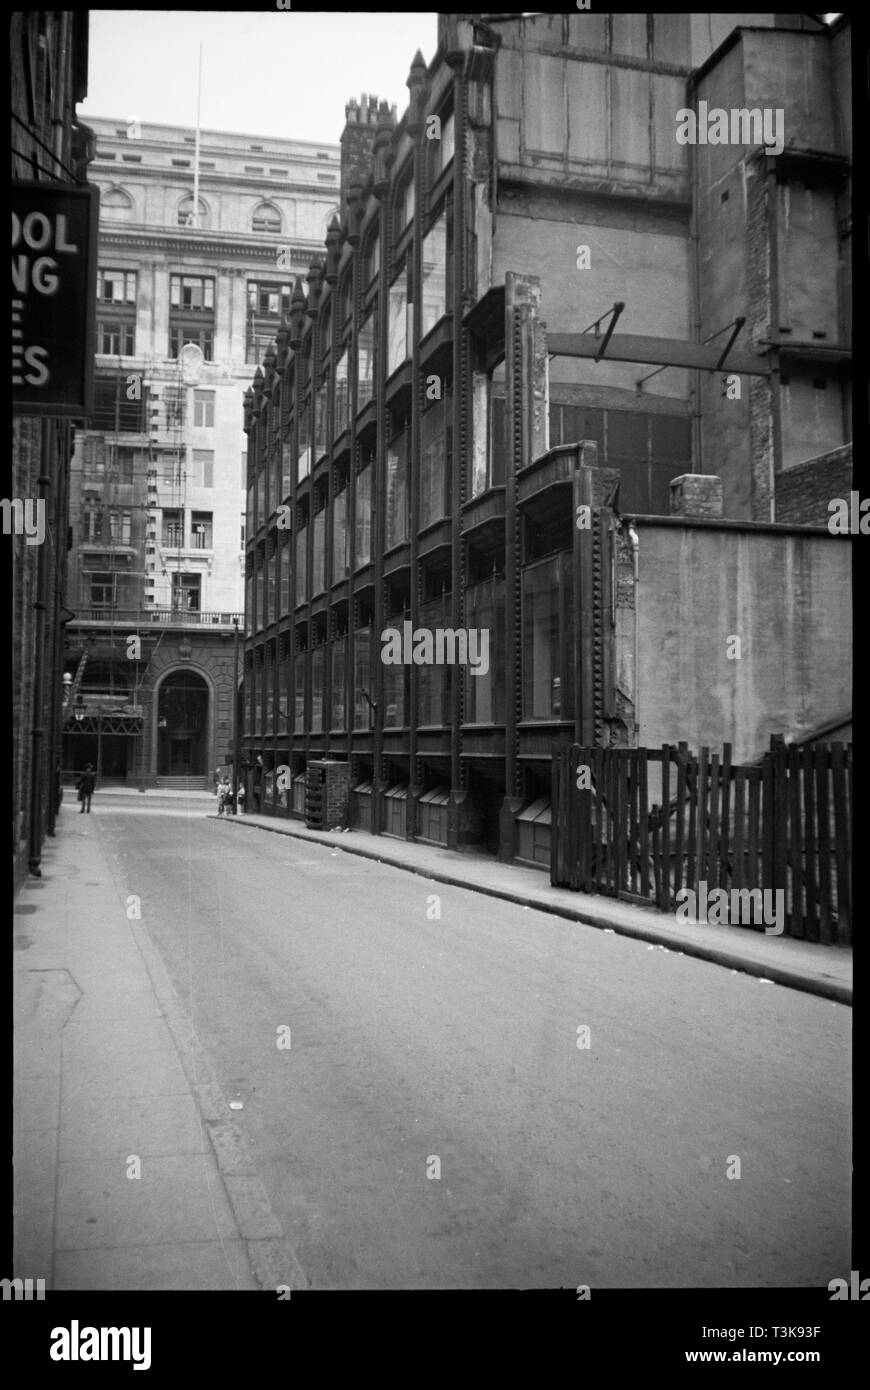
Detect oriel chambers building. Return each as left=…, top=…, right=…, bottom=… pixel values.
left=241, top=12, right=852, bottom=862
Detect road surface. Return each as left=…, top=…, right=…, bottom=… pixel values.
left=93, top=801, right=851, bottom=1290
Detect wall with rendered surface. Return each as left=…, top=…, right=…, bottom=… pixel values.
left=634, top=520, right=851, bottom=763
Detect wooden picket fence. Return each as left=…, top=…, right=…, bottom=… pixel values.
left=550, top=737, right=851, bottom=944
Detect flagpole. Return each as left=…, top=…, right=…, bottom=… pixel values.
left=192, top=42, right=202, bottom=227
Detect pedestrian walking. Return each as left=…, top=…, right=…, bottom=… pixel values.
left=217, top=778, right=229, bottom=816
left=76, top=764, right=96, bottom=814
left=236, top=783, right=245, bottom=814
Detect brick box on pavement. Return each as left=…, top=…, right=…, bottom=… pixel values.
left=305, top=760, right=350, bottom=830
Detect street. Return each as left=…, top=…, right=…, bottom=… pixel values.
left=92, top=800, right=850, bottom=1290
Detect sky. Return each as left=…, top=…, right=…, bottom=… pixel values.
left=78, top=10, right=440, bottom=146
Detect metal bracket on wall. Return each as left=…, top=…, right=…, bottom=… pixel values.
left=586, top=301, right=625, bottom=363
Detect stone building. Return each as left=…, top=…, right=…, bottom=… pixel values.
left=241, top=13, right=851, bottom=861
left=62, top=117, right=340, bottom=787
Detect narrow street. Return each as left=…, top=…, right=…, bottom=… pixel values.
left=91, top=801, right=850, bottom=1291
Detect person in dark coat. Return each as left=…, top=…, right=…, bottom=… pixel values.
left=76, top=764, right=96, bottom=813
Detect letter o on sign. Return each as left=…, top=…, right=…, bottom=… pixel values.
left=23, top=212, right=52, bottom=250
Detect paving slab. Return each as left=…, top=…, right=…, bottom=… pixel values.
left=56, top=1152, right=239, bottom=1250
left=54, top=1239, right=257, bottom=1291
left=59, top=1094, right=208, bottom=1162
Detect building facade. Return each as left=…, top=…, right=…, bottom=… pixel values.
left=12, top=11, right=92, bottom=888
left=63, top=118, right=340, bottom=786
left=241, top=13, right=851, bottom=859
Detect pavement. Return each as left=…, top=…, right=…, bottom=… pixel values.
left=212, top=808, right=853, bottom=1006
left=12, top=792, right=851, bottom=1292
left=13, top=802, right=305, bottom=1292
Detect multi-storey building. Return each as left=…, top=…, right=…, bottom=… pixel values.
left=12, top=12, right=92, bottom=888
left=63, top=118, right=340, bottom=786
left=242, top=13, right=851, bottom=860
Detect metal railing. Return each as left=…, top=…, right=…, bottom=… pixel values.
left=69, top=607, right=242, bottom=627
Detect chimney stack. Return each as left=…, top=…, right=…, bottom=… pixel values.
left=340, top=93, right=395, bottom=219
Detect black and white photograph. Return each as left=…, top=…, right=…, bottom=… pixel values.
left=9, top=2, right=861, bottom=1364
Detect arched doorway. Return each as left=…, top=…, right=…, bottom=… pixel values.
left=157, top=670, right=209, bottom=776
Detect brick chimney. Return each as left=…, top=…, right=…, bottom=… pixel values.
left=669, top=474, right=724, bottom=519
left=340, top=93, right=394, bottom=218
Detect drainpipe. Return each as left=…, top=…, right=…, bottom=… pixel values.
left=626, top=521, right=640, bottom=743
left=686, top=72, right=703, bottom=476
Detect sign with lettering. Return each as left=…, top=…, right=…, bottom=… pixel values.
left=12, top=182, right=99, bottom=416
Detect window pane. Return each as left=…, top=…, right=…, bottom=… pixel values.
left=402, top=178, right=415, bottom=229
left=334, top=349, right=349, bottom=437
left=440, top=112, right=455, bottom=169
left=294, top=659, right=306, bottom=731
left=385, top=426, right=408, bottom=548
left=418, top=597, right=447, bottom=725
left=194, top=390, right=214, bottom=427
left=314, top=381, right=328, bottom=459
left=387, top=269, right=408, bottom=375
left=354, top=467, right=371, bottom=568
left=354, top=629, right=371, bottom=728
left=297, top=401, right=311, bottom=481
left=383, top=657, right=404, bottom=727
left=267, top=549, right=276, bottom=624
left=310, top=648, right=324, bottom=733
left=420, top=395, right=449, bottom=529
left=422, top=215, right=447, bottom=335
left=191, top=512, right=213, bottom=548
left=192, top=450, right=214, bottom=488
left=358, top=314, right=375, bottom=409
left=465, top=578, right=505, bottom=724
left=280, top=535, right=290, bottom=612
left=312, top=509, right=326, bottom=595
left=332, top=489, right=348, bottom=585
left=281, top=432, right=293, bottom=499
left=331, top=639, right=346, bottom=729
left=522, top=558, right=562, bottom=721
left=295, top=525, right=307, bottom=604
